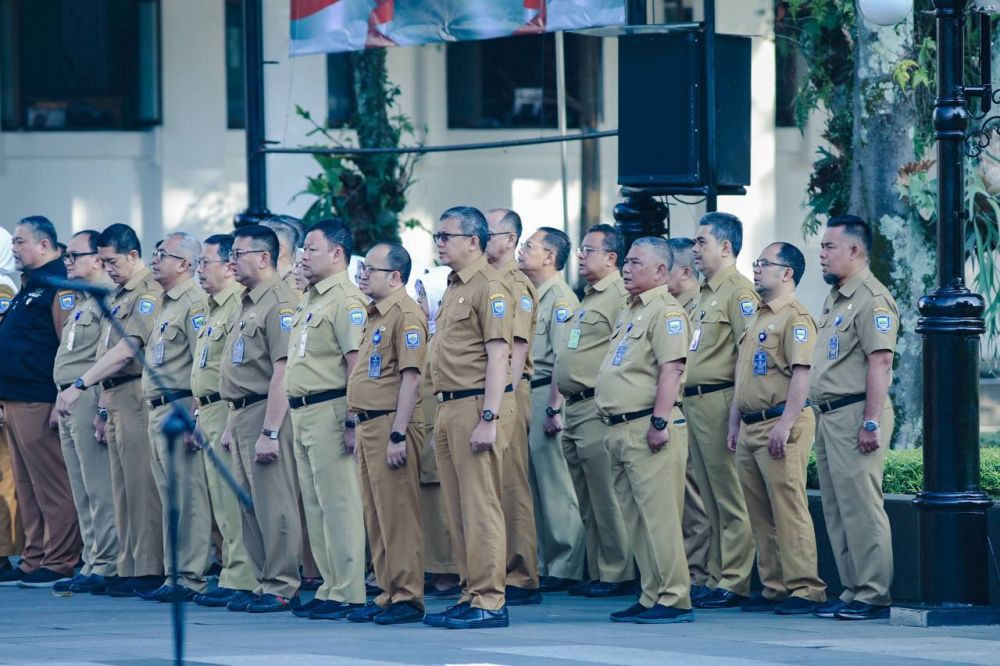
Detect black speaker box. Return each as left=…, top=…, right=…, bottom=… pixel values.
left=617, top=30, right=751, bottom=192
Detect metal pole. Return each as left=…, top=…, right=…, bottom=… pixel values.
left=703, top=0, right=718, bottom=212
left=555, top=31, right=576, bottom=285
left=242, top=0, right=269, bottom=220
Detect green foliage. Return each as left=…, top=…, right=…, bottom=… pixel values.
left=806, top=443, right=1000, bottom=498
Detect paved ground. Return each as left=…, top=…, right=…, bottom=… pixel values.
left=2, top=586, right=999, bottom=666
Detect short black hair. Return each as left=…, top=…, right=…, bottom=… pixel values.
left=309, top=218, right=354, bottom=259
left=587, top=223, right=624, bottom=268
left=233, top=225, right=279, bottom=268
left=18, top=215, right=58, bottom=247
left=773, top=242, right=806, bottom=286
left=666, top=237, right=699, bottom=278
left=204, top=234, right=234, bottom=261
left=827, top=214, right=872, bottom=255
left=700, top=212, right=744, bottom=256
left=489, top=208, right=523, bottom=240
left=376, top=241, right=412, bottom=284
left=440, top=206, right=488, bottom=251
left=73, top=230, right=101, bottom=253
left=98, top=223, right=142, bottom=256
left=538, top=226, right=571, bottom=270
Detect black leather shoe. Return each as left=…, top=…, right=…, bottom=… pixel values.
left=131, top=575, right=165, bottom=595
left=567, top=579, right=593, bottom=596
left=54, top=573, right=91, bottom=593
left=690, top=584, right=713, bottom=603
left=300, top=576, right=323, bottom=592
left=106, top=577, right=137, bottom=598
left=739, top=593, right=783, bottom=613
left=153, top=584, right=198, bottom=603
left=835, top=601, right=890, bottom=621
left=292, top=598, right=325, bottom=618
left=694, top=588, right=747, bottom=609
left=775, top=597, right=820, bottom=615
left=423, top=602, right=469, bottom=627
left=442, top=604, right=509, bottom=629
left=634, top=604, right=695, bottom=624
left=365, top=582, right=383, bottom=597
left=538, top=576, right=576, bottom=593
left=70, top=574, right=109, bottom=594
left=194, top=587, right=241, bottom=607
left=610, top=602, right=648, bottom=623
left=374, top=601, right=425, bottom=625
left=138, top=583, right=170, bottom=601
left=309, top=600, right=364, bottom=620
left=226, top=591, right=260, bottom=612
left=247, top=593, right=299, bottom=613
left=0, top=565, right=26, bottom=587
left=346, top=601, right=385, bottom=622
left=812, top=598, right=849, bottom=618
left=505, top=585, right=542, bottom=606
left=88, top=575, right=120, bottom=595
left=18, top=567, right=72, bottom=589
left=584, top=580, right=637, bottom=598
left=425, top=584, right=461, bottom=599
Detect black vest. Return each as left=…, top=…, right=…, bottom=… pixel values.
left=0, top=257, right=68, bottom=403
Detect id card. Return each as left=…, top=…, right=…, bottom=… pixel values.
left=66, top=323, right=77, bottom=351
left=232, top=336, right=245, bottom=364
left=154, top=340, right=165, bottom=366
left=689, top=327, right=702, bottom=351
left=368, top=352, right=382, bottom=377
left=567, top=328, right=581, bottom=349
left=198, top=344, right=209, bottom=369
left=828, top=335, right=839, bottom=360
left=104, top=325, right=113, bottom=348
left=611, top=342, right=627, bottom=366
left=298, top=329, right=308, bottom=358
left=753, top=350, right=767, bottom=375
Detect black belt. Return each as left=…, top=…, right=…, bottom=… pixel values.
left=565, top=388, right=595, bottom=405
left=355, top=409, right=394, bottom=423
left=196, top=392, right=223, bottom=407
left=147, top=390, right=193, bottom=409
left=683, top=381, right=734, bottom=398
left=815, top=393, right=866, bottom=414
left=228, top=394, right=267, bottom=410
left=600, top=407, right=654, bottom=426
left=100, top=375, right=141, bottom=390
left=741, top=401, right=813, bottom=425
left=288, top=388, right=346, bottom=410
left=521, top=373, right=531, bottom=383
left=436, top=384, right=514, bottom=404
left=530, top=376, right=552, bottom=389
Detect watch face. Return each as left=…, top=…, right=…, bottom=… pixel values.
left=482, top=410, right=495, bottom=422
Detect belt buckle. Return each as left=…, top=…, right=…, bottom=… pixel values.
left=599, top=415, right=611, bottom=426
left=435, top=393, right=444, bottom=404
left=228, top=401, right=237, bottom=410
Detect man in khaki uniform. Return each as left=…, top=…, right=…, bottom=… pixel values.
left=686, top=212, right=758, bottom=608
left=808, top=215, right=897, bottom=621
left=554, top=224, right=634, bottom=597
left=484, top=208, right=540, bottom=604
left=219, top=225, right=302, bottom=613
left=517, top=227, right=585, bottom=589
left=284, top=219, right=367, bottom=620
left=262, top=216, right=304, bottom=297
left=346, top=241, right=428, bottom=625
left=135, top=232, right=212, bottom=602
left=52, top=230, right=118, bottom=594
left=190, top=234, right=257, bottom=608
left=57, top=223, right=164, bottom=597
left=422, top=206, right=515, bottom=630
left=666, top=237, right=712, bottom=600
left=727, top=242, right=826, bottom=614
left=595, top=237, right=692, bottom=624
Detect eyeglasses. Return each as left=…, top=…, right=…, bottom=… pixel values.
left=358, top=263, right=396, bottom=276
left=196, top=258, right=228, bottom=268
left=432, top=232, right=477, bottom=243
left=231, top=249, right=267, bottom=261
left=520, top=241, right=552, bottom=253
left=63, top=251, right=97, bottom=264
left=152, top=249, right=186, bottom=262
left=752, top=259, right=792, bottom=270
left=487, top=231, right=509, bottom=239
left=577, top=246, right=608, bottom=257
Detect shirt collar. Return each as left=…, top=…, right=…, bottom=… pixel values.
left=761, top=290, right=796, bottom=314
left=211, top=282, right=243, bottom=309
left=165, top=276, right=197, bottom=301
left=122, top=265, right=151, bottom=293
left=313, top=270, right=350, bottom=296
left=247, top=274, right=279, bottom=304
left=499, top=259, right=520, bottom=278
left=706, top=263, right=739, bottom=292
left=586, top=271, right=620, bottom=296
left=452, top=255, right=489, bottom=285
left=836, top=267, right=872, bottom=299
left=373, top=287, right=406, bottom=316
left=536, top=273, right=562, bottom=300
left=634, top=283, right=670, bottom=306
left=24, top=256, right=65, bottom=282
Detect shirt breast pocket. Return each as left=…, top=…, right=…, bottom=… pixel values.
left=697, top=310, right=726, bottom=346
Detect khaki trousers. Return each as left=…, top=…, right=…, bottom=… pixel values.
left=0, top=428, right=24, bottom=558
left=104, top=382, right=163, bottom=577
left=528, top=384, right=585, bottom=581
left=434, top=393, right=515, bottom=610
left=148, top=402, right=212, bottom=591
left=682, top=454, right=711, bottom=586
left=736, top=409, right=826, bottom=602
left=419, top=378, right=456, bottom=575
left=684, top=388, right=754, bottom=595
left=560, top=396, right=633, bottom=583
left=605, top=407, right=691, bottom=610
left=199, top=399, right=256, bottom=591
left=230, top=400, right=301, bottom=598
left=358, top=414, right=425, bottom=610
left=290, top=397, right=364, bottom=603
left=57, top=386, right=117, bottom=576
left=503, top=381, right=539, bottom=588
left=1, top=401, right=81, bottom=574
left=815, top=401, right=894, bottom=606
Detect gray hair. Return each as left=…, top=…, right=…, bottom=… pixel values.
left=632, top=236, right=674, bottom=271
left=261, top=219, right=300, bottom=256
left=165, top=232, right=201, bottom=275
left=666, top=237, right=699, bottom=279
left=440, top=206, right=488, bottom=251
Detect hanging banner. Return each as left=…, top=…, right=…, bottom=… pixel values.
left=290, top=0, right=626, bottom=55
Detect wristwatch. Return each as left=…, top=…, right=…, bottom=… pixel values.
left=545, top=406, right=562, bottom=417
left=650, top=415, right=668, bottom=431
left=481, top=409, right=497, bottom=422
left=97, top=407, right=109, bottom=422
left=862, top=419, right=880, bottom=433
left=345, top=418, right=357, bottom=429
left=389, top=431, right=406, bottom=444
left=73, top=377, right=87, bottom=390
left=261, top=428, right=280, bottom=440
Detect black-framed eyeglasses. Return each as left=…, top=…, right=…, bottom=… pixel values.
left=487, top=231, right=510, bottom=238
left=152, top=249, right=187, bottom=262
left=752, top=259, right=792, bottom=270
left=432, top=232, right=476, bottom=243
left=196, top=257, right=228, bottom=268
left=231, top=249, right=267, bottom=261
left=358, top=263, right=396, bottom=276
left=63, top=251, right=97, bottom=264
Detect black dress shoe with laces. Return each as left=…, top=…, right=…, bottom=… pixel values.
left=505, top=585, right=542, bottom=606
left=442, top=604, right=509, bottom=629
left=835, top=601, right=890, bottom=621
left=423, top=602, right=469, bottom=627
left=374, top=601, right=424, bottom=625
left=690, top=584, right=713, bottom=603
left=694, top=588, right=747, bottom=609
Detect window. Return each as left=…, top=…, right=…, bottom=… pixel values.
left=225, top=0, right=245, bottom=130
left=0, top=0, right=161, bottom=131
left=327, top=53, right=355, bottom=128
left=662, top=0, right=693, bottom=22
left=446, top=33, right=600, bottom=130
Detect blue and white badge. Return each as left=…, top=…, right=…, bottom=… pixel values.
left=740, top=299, right=755, bottom=317
left=753, top=350, right=767, bottom=375
left=758, top=330, right=767, bottom=342
left=279, top=308, right=294, bottom=332
left=666, top=317, right=684, bottom=335
left=232, top=336, right=245, bottom=364
left=191, top=313, right=205, bottom=331
left=404, top=327, right=421, bottom=349
left=373, top=330, right=382, bottom=345
left=874, top=313, right=892, bottom=333
left=793, top=326, right=808, bottom=343
left=554, top=305, right=570, bottom=323
left=834, top=314, right=843, bottom=326
left=368, top=352, right=382, bottom=378
left=153, top=341, right=165, bottom=366
left=138, top=297, right=155, bottom=316
left=828, top=335, right=839, bottom=360
left=491, top=295, right=506, bottom=318
left=611, top=341, right=627, bottom=366
left=350, top=308, right=366, bottom=327
left=0, top=298, right=9, bottom=314
left=59, top=293, right=75, bottom=310
left=198, top=344, right=209, bottom=369
left=520, top=295, right=533, bottom=312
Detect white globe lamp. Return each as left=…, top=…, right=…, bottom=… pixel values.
left=858, top=0, right=913, bottom=26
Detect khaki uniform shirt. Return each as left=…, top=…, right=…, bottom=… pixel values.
left=54, top=277, right=115, bottom=386
left=284, top=271, right=367, bottom=398
left=532, top=274, right=579, bottom=380
left=735, top=292, right=817, bottom=413
left=219, top=275, right=297, bottom=400
left=281, top=267, right=302, bottom=300
left=98, top=266, right=163, bottom=378
left=0, top=283, right=14, bottom=322
left=687, top=264, right=759, bottom=386
left=499, top=260, right=538, bottom=379
left=679, top=287, right=699, bottom=319
left=429, top=255, right=513, bottom=393
left=595, top=285, right=690, bottom=416
left=808, top=268, right=899, bottom=402
left=555, top=271, right=627, bottom=396
left=140, top=278, right=206, bottom=398
left=347, top=288, right=427, bottom=413
left=191, top=282, right=244, bottom=399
